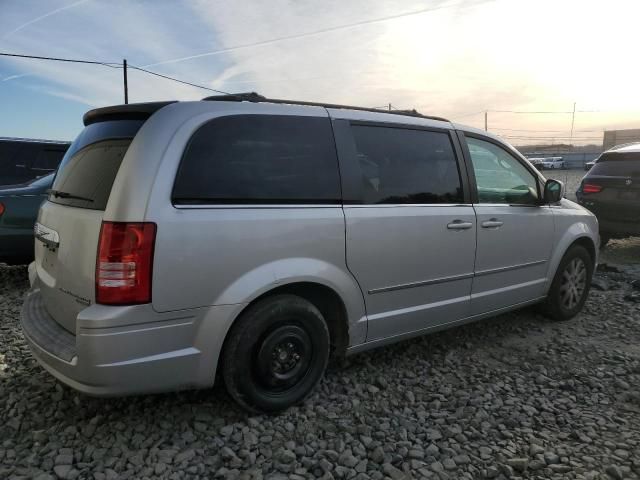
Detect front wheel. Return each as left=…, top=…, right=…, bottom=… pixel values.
left=543, top=245, right=593, bottom=321
left=221, top=294, right=330, bottom=413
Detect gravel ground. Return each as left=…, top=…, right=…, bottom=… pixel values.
left=2, top=252, right=640, bottom=480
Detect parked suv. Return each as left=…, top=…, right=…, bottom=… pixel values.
left=21, top=96, right=599, bottom=413
left=577, top=142, right=640, bottom=245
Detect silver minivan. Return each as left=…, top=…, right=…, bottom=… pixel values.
left=21, top=95, right=599, bottom=413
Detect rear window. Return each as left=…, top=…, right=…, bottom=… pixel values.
left=49, top=120, right=143, bottom=210
left=591, top=152, right=640, bottom=177
left=173, top=115, right=341, bottom=204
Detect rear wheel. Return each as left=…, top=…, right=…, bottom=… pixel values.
left=221, top=294, right=330, bottom=413
left=543, top=245, right=593, bottom=321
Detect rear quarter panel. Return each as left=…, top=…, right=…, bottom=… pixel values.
left=134, top=103, right=367, bottom=346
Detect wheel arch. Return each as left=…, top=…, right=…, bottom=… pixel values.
left=546, top=230, right=597, bottom=294
left=241, top=281, right=350, bottom=359
left=212, top=280, right=352, bottom=388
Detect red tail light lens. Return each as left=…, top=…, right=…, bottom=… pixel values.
left=583, top=183, right=603, bottom=194
left=0, top=202, right=4, bottom=216
left=96, top=222, right=156, bottom=305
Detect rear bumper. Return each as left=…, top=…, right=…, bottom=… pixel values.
left=599, top=218, right=640, bottom=237
left=21, top=289, right=240, bottom=396
left=576, top=201, right=640, bottom=237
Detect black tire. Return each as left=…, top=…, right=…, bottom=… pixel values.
left=543, top=245, right=593, bottom=321
left=221, top=294, right=330, bottom=413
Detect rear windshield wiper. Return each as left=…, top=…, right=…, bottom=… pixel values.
left=47, top=189, right=94, bottom=203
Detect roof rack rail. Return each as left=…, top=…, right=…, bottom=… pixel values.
left=202, top=92, right=449, bottom=122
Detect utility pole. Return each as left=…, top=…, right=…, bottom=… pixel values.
left=388, top=103, right=392, bottom=111
left=569, top=101, right=576, bottom=147
left=484, top=111, right=488, bottom=131
left=123, top=59, right=129, bottom=104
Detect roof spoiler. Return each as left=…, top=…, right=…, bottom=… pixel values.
left=83, top=101, right=177, bottom=126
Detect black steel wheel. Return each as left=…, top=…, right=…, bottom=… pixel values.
left=222, top=294, right=330, bottom=413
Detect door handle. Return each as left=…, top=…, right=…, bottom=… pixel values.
left=447, top=220, right=473, bottom=230
left=481, top=218, right=503, bottom=229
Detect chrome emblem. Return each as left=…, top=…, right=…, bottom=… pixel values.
left=626, top=178, right=633, bottom=186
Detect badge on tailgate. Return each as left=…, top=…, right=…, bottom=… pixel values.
left=34, top=222, right=60, bottom=250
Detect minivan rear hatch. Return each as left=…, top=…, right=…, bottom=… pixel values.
left=35, top=102, right=172, bottom=333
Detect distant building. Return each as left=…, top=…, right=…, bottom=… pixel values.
left=603, top=129, right=640, bottom=150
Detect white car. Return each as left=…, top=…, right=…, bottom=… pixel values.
left=541, top=157, right=565, bottom=169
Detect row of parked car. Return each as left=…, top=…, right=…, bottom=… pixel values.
left=527, top=156, right=565, bottom=170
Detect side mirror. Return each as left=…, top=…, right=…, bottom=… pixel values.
left=544, top=179, right=565, bottom=204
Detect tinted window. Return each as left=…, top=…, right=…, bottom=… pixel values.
left=0, top=142, right=20, bottom=176
left=591, top=152, right=640, bottom=177
left=50, top=120, right=143, bottom=210
left=350, top=125, right=462, bottom=204
left=173, top=115, right=340, bottom=204
left=466, top=136, right=539, bottom=204
left=32, top=148, right=66, bottom=170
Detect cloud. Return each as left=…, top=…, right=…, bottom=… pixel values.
left=2, top=0, right=640, bottom=144
left=2, top=0, right=91, bottom=39
left=144, top=1, right=490, bottom=68
left=2, top=73, right=31, bottom=82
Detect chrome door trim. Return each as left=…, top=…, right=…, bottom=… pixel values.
left=474, top=259, right=546, bottom=277
left=368, top=272, right=474, bottom=294
left=345, top=203, right=473, bottom=208
left=368, top=259, right=547, bottom=294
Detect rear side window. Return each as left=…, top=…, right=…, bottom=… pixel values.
left=50, top=120, right=143, bottom=210
left=591, top=152, right=640, bottom=177
left=173, top=115, right=341, bottom=204
left=349, top=125, right=463, bottom=204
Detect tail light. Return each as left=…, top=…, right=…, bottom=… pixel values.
left=583, top=183, right=603, bottom=194
left=96, top=222, right=156, bottom=305
left=0, top=202, right=4, bottom=216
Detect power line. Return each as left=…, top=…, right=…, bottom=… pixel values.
left=502, top=136, right=602, bottom=140
left=489, top=109, right=602, bottom=114
left=451, top=110, right=486, bottom=119
left=0, top=51, right=231, bottom=97
left=491, top=127, right=572, bottom=133
left=0, top=51, right=120, bottom=68
left=489, top=110, right=574, bottom=114
left=128, top=65, right=229, bottom=94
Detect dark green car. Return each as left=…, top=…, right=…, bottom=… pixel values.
left=0, top=173, right=53, bottom=264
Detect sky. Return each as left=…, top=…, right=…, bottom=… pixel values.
left=1, top=0, right=640, bottom=145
